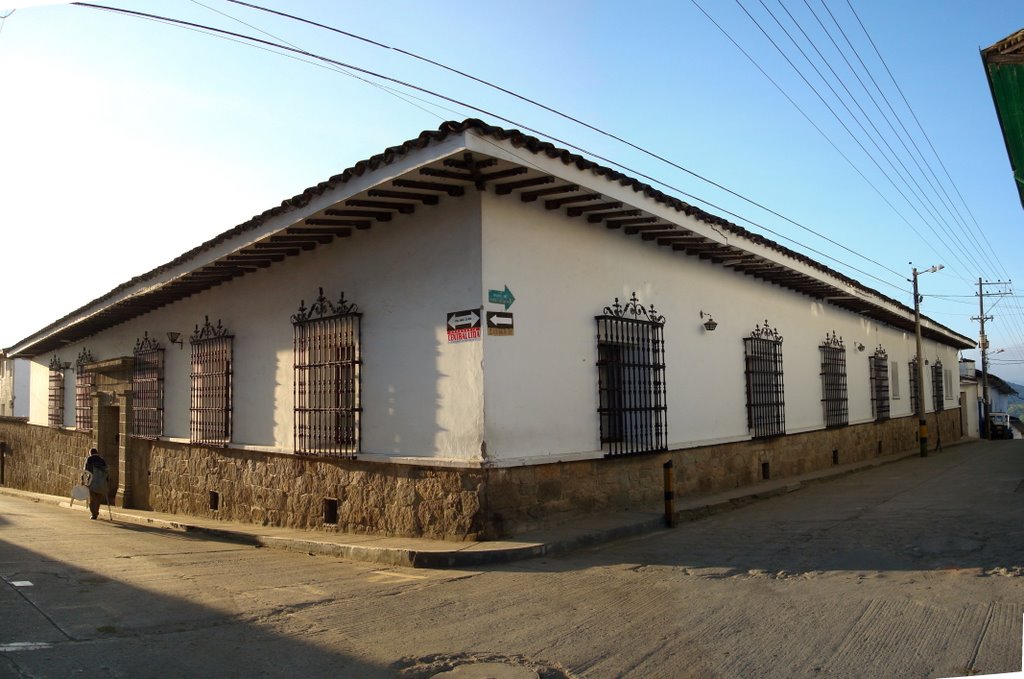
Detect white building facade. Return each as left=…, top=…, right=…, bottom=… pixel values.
left=1, top=121, right=974, bottom=539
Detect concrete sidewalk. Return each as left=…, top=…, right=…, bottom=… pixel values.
left=0, top=442, right=952, bottom=569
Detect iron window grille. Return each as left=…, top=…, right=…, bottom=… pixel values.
left=932, top=360, right=944, bottom=412
left=595, top=292, right=667, bottom=457
left=132, top=332, right=165, bottom=438
left=819, top=331, right=848, bottom=428
left=292, top=288, right=362, bottom=457
left=75, top=348, right=95, bottom=431
left=48, top=355, right=66, bottom=427
left=870, top=346, right=890, bottom=421
left=908, top=359, right=919, bottom=414
left=189, top=316, right=233, bottom=446
left=744, top=320, right=785, bottom=439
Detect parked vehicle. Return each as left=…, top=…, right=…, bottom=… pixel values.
left=989, top=412, right=1013, bottom=439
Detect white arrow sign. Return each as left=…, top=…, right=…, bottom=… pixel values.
left=447, top=311, right=480, bottom=329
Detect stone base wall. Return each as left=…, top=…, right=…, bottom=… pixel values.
left=0, top=417, right=93, bottom=496
left=481, top=410, right=963, bottom=537
left=0, top=410, right=962, bottom=541
left=129, top=438, right=486, bottom=540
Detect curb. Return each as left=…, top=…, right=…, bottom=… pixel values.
left=0, top=440, right=967, bottom=568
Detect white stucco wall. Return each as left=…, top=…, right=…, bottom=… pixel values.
left=27, top=194, right=485, bottom=461
left=478, top=189, right=961, bottom=464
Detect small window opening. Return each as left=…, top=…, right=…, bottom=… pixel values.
left=832, top=449, right=839, bottom=466
left=761, top=462, right=771, bottom=480
left=323, top=498, right=339, bottom=525
left=209, top=490, right=219, bottom=511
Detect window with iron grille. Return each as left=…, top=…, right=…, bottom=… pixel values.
left=132, top=332, right=165, bottom=438
left=595, top=293, right=667, bottom=456
left=189, top=316, right=233, bottom=446
left=870, top=347, right=890, bottom=421
left=908, top=359, right=919, bottom=414
left=932, top=360, right=944, bottom=412
left=75, top=348, right=94, bottom=431
left=292, top=288, right=362, bottom=457
left=820, top=331, right=848, bottom=428
left=48, top=355, right=65, bottom=427
left=744, top=320, right=785, bottom=439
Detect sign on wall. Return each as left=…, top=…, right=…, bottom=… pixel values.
left=447, top=309, right=481, bottom=343
left=487, top=285, right=516, bottom=310
left=486, top=311, right=514, bottom=336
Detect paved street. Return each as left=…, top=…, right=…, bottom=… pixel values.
left=1, top=440, right=1022, bottom=678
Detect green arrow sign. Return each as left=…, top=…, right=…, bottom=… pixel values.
left=488, top=285, right=516, bottom=310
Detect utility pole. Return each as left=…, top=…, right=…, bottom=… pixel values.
left=972, top=278, right=1011, bottom=439
left=912, top=264, right=943, bottom=457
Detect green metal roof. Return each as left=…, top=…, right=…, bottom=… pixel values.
left=982, top=29, right=1024, bottom=210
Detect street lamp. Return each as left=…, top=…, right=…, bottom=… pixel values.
left=912, top=264, right=943, bottom=457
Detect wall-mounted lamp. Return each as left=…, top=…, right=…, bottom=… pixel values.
left=856, top=342, right=865, bottom=352
left=699, top=311, right=717, bottom=332
left=166, top=332, right=184, bottom=349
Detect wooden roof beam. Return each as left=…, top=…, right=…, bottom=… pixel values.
left=546, top=193, right=602, bottom=210
left=325, top=209, right=392, bottom=222
left=520, top=184, right=580, bottom=202
left=567, top=201, right=623, bottom=217
left=368, top=189, right=439, bottom=205
left=392, top=179, right=464, bottom=196
left=288, top=226, right=352, bottom=238
left=305, top=217, right=371, bottom=229
left=346, top=199, right=415, bottom=214
left=494, top=175, right=553, bottom=195
left=587, top=209, right=641, bottom=223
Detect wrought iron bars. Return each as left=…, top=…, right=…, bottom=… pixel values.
left=132, top=332, right=165, bottom=438
left=189, top=317, right=233, bottom=446
left=595, top=293, right=667, bottom=457
left=908, top=358, right=919, bottom=415
left=931, top=360, right=944, bottom=412
left=48, top=355, right=65, bottom=427
left=75, top=348, right=95, bottom=431
left=292, top=289, right=362, bottom=457
left=819, top=332, right=848, bottom=428
left=744, top=320, right=785, bottom=438
left=870, top=347, right=890, bottom=421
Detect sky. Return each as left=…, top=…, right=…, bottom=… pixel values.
left=1, top=1, right=1023, bottom=378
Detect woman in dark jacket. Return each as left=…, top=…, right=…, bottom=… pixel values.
left=84, top=448, right=108, bottom=520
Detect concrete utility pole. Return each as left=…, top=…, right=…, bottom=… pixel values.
left=912, top=265, right=943, bottom=457
left=973, top=278, right=1011, bottom=439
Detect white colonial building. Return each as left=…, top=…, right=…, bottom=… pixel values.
left=0, top=120, right=974, bottom=539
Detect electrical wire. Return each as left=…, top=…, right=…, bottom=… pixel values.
left=219, top=0, right=908, bottom=283
left=841, top=0, right=1010, bottom=281
left=731, top=0, right=977, bottom=283
left=770, top=0, right=990, bottom=277
left=70, top=1, right=913, bottom=295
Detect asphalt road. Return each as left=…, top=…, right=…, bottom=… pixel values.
left=1, top=440, right=1022, bottom=678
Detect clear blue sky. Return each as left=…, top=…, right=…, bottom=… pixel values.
left=2, top=1, right=1023, bottom=378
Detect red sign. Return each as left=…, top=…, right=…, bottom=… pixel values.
left=448, top=326, right=481, bottom=343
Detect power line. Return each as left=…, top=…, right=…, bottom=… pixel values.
left=218, top=0, right=907, bottom=282
left=774, top=0, right=991, bottom=278
left=731, top=0, right=977, bottom=282
left=841, top=0, right=1009, bottom=281
left=70, top=1, right=913, bottom=294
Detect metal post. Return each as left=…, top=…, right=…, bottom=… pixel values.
left=979, top=277, right=992, bottom=440
left=663, top=459, right=675, bottom=527
left=913, top=269, right=928, bottom=457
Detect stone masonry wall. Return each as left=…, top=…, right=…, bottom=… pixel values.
left=130, top=438, right=486, bottom=541
left=480, top=409, right=964, bottom=537
left=0, top=417, right=93, bottom=497
left=1, top=410, right=962, bottom=541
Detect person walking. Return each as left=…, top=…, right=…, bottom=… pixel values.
left=83, top=448, right=108, bottom=520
